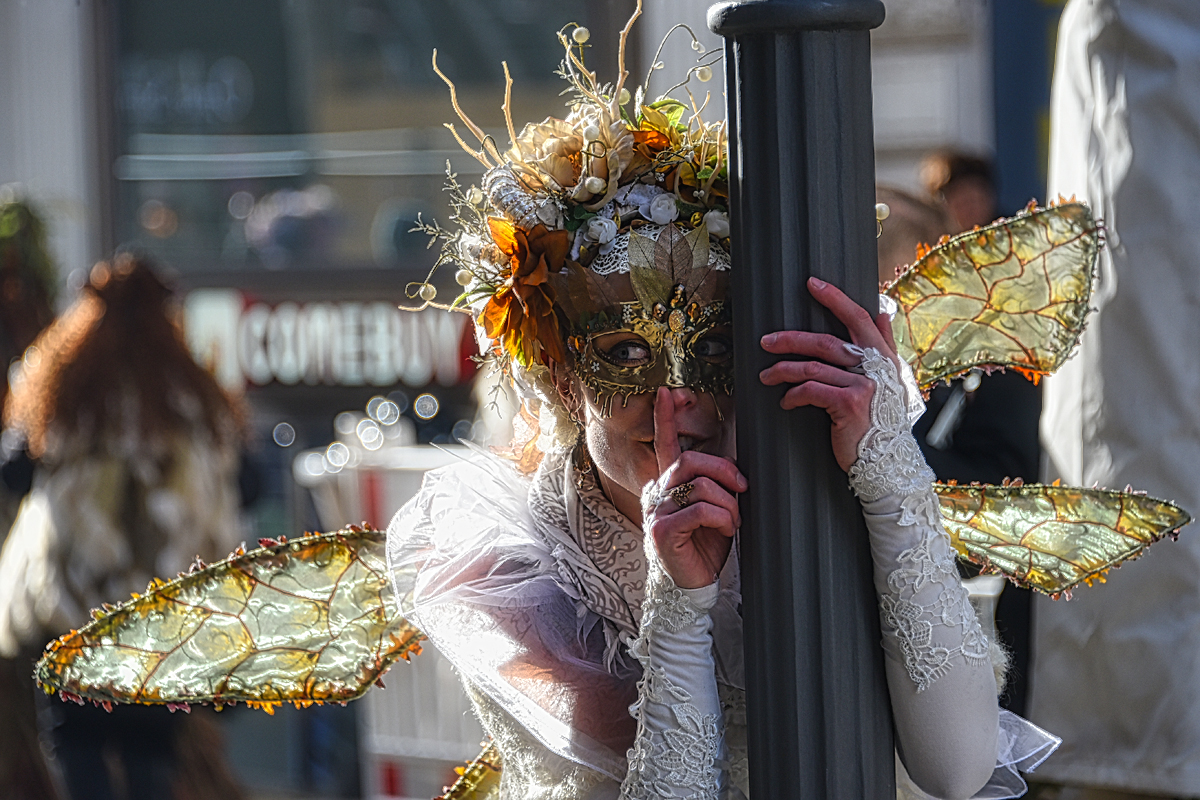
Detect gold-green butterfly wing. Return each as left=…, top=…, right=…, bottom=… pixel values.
left=437, top=743, right=502, bottom=800
left=35, top=526, right=423, bottom=712
left=887, top=202, right=1099, bottom=391
left=937, top=483, right=1191, bottom=597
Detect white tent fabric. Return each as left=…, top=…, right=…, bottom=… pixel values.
left=1032, top=0, right=1200, bottom=794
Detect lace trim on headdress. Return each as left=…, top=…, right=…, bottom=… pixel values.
left=590, top=223, right=733, bottom=276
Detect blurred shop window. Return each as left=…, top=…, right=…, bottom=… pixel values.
left=111, top=0, right=629, bottom=276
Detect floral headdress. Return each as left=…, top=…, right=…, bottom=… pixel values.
left=412, top=2, right=731, bottom=451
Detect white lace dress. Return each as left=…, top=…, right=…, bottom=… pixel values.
left=386, top=347, right=1058, bottom=799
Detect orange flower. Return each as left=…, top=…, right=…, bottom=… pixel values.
left=632, top=128, right=672, bottom=155
left=627, top=129, right=673, bottom=178
left=481, top=218, right=571, bottom=366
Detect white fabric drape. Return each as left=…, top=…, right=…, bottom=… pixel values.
left=1033, top=0, right=1200, bottom=793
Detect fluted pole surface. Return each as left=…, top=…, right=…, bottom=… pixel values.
left=709, top=1, right=893, bottom=796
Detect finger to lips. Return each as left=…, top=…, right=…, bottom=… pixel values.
left=653, top=386, right=681, bottom=474
left=654, top=387, right=746, bottom=492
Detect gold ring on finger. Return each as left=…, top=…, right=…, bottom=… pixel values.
left=668, top=482, right=694, bottom=508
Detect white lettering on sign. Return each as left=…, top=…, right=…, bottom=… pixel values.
left=184, top=289, right=469, bottom=391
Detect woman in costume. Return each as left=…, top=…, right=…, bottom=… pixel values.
left=386, top=13, right=1058, bottom=799
left=28, top=10, right=1187, bottom=800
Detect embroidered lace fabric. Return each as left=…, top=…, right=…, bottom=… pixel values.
left=528, top=459, right=647, bottom=668
left=620, top=534, right=724, bottom=799
left=847, top=345, right=991, bottom=692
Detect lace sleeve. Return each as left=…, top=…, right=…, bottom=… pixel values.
left=848, top=344, right=1002, bottom=799
left=619, top=530, right=726, bottom=800
left=846, top=344, right=992, bottom=690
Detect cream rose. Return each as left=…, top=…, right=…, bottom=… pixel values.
left=585, top=216, right=618, bottom=245
left=702, top=209, right=730, bottom=238
left=647, top=193, right=680, bottom=225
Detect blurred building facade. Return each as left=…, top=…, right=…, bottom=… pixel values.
left=0, top=1, right=1062, bottom=798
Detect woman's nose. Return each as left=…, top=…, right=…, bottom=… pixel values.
left=669, top=386, right=698, bottom=410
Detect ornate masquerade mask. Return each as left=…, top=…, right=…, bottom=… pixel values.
left=551, top=222, right=731, bottom=415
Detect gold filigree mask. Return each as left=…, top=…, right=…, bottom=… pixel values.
left=569, top=299, right=732, bottom=416
left=549, top=223, right=732, bottom=416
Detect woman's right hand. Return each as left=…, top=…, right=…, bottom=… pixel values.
left=642, top=387, right=746, bottom=590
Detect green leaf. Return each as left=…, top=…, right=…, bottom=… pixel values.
left=649, top=98, right=688, bottom=126
left=676, top=200, right=706, bottom=218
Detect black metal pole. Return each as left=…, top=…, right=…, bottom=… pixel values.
left=708, top=2, right=893, bottom=797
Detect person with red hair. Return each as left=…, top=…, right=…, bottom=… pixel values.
left=0, top=253, right=248, bottom=800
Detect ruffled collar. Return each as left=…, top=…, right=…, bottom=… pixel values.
left=527, top=448, right=742, bottom=690
left=528, top=451, right=648, bottom=662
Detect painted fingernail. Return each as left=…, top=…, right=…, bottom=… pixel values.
left=809, top=277, right=826, bottom=289
left=761, top=333, right=777, bottom=346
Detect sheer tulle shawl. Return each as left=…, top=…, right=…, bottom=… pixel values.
left=386, top=455, right=639, bottom=780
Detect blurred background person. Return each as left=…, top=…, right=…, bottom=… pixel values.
left=0, top=196, right=58, bottom=526
left=0, top=196, right=60, bottom=800
left=877, top=182, right=1041, bottom=717
left=920, top=149, right=999, bottom=231
left=875, top=185, right=956, bottom=285
left=1029, top=2, right=1200, bottom=798
left=0, top=253, right=247, bottom=800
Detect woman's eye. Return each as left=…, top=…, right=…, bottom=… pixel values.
left=695, top=335, right=732, bottom=363
left=600, top=340, right=652, bottom=366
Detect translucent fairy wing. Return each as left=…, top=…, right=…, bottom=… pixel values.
left=35, top=526, right=423, bottom=712
left=437, top=743, right=502, bottom=800
left=886, top=202, right=1100, bottom=391
left=937, top=483, right=1192, bottom=598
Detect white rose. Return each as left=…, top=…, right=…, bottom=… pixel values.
left=585, top=216, right=618, bottom=245
left=646, top=193, right=680, bottom=225
left=702, top=209, right=730, bottom=238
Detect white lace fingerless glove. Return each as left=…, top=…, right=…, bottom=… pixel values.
left=621, top=534, right=726, bottom=799
left=846, top=345, right=991, bottom=692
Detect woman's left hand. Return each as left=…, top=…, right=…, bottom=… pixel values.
left=758, top=276, right=900, bottom=473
